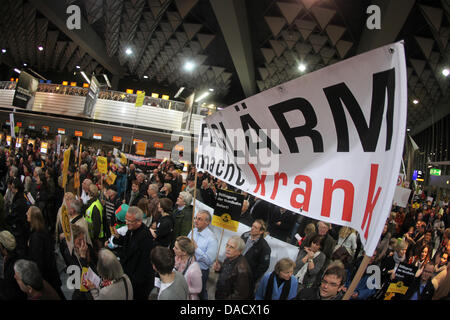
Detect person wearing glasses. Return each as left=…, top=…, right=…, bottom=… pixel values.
left=296, top=262, right=347, bottom=300
left=108, top=206, right=154, bottom=300
left=403, top=262, right=436, bottom=300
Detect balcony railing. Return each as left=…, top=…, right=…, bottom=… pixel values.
left=0, top=81, right=214, bottom=116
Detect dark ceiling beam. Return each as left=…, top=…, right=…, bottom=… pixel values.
left=357, top=0, right=415, bottom=54
left=209, top=0, right=256, bottom=98
left=411, top=95, right=450, bottom=136
left=28, top=0, right=125, bottom=76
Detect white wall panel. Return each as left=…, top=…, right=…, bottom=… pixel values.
left=0, top=90, right=205, bottom=135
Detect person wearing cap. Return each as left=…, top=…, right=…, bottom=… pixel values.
left=0, top=231, right=27, bottom=300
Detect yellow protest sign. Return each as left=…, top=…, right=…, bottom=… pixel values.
left=135, top=141, right=147, bottom=156
left=211, top=189, right=244, bottom=232
left=97, top=156, right=108, bottom=174
left=61, top=205, right=72, bottom=245
left=62, top=148, right=71, bottom=188
left=80, top=267, right=89, bottom=292
left=120, top=152, right=127, bottom=165
left=74, top=171, right=80, bottom=189
left=135, top=91, right=145, bottom=107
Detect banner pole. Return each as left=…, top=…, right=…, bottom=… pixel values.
left=191, top=169, right=198, bottom=241
left=215, top=228, right=225, bottom=262
left=342, top=254, right=371, bottom=300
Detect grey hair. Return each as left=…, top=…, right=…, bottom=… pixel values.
left=148, top=184, right=159, bottom=193
left=24, top=176, right=32, bottom=192
left=179, top=191, right=192, bottom=206
left=198, top=210, right=212, bottom=224
left=127, top=206, right=144, bottom=221
left=10, top=165, right=18, bottom=177
left=13, top=259, right=43, bottom=291
left=229, top=236, right=245, bottom=252
left=69, top=199, right=82, bottom=214
left=34, top=167, right=42, bottom=176
left=96, top=249, right=124, bottom=281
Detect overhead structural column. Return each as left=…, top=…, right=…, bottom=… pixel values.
left=210, top=0, right=256, bottom=98
left=28, top=0, right=125, bottom=77
left=357, top=0, right=415, bottom=54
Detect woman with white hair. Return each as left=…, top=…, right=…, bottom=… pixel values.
left=85, top=248, right=133, bottom=300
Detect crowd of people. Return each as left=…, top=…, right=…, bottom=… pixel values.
left=0, top=134, right=449, bottom=301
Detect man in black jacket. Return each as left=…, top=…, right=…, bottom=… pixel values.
left=6, top=178, right=29, bottom=257
left=267, top=207, right=297, bottom=242
left=110, top=206, right=154, bottom=300
left=241, top=219, right=271, bottom=284
left=403, top=262, right=436, bottom=300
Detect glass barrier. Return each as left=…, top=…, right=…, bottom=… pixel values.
left=0, top=81, right=214, bottom=115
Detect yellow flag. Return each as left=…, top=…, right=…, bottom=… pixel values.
left=62, top=148, right=71, bottom=188
left=135, top=91, right=145, bottom=107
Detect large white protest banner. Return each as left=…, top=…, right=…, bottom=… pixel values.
left=196, top=42, right=407, bottom=257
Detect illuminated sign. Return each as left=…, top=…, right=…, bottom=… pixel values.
left=28, top=124, right=35, bottom=130
left=42, top=126, right=50, bottom=132
left=126, top=89, right=134, bottom=94
left=151, top=93, right=159, bottom=98
left=112, top=136, right=122, bottom=143
left=430, top=168, right=441, bottom=176
left=70, top=82, right=77, bottom=87
left=153, top=142, right=164, bottom=149
left=58, top=128, right=66, bottom=135
left=75, top=131, right=83, bottom=137
left=162, top=95, right=169, bottom=100
left=62, top=81, right=68, bottom=86
left=93, top=133, right=102, bottom=140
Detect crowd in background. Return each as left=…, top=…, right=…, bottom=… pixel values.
left=0, top=134, right=448, bottom=301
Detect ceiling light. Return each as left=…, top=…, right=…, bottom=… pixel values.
left=298, top=63, right=306, bottom=72
left=184, top=61, right=195, bottom=71
left=38, top=45, right=44, bottom=51
left=208, top=88, right=214, bottom=92
left=125, top=48, right=132, bottom=55
left=23, top=63, right=27, bottom=67
left=195, top=91, right=210, bottom=103
left=103, top=74, right=111, bottom=88
left=442, top=68, right=449, bottom=77
left=13, top=68, right=21, bottom=74
left=174, top=87, right=185, bottom=98
left=407, top=128, right=410, bottom=132
left=76, top=65, right=80, bottom=69
left=413, top=99, right=419, bottom=104
left=1, top=49, right=6, bottom=54
left=81, top=71, right=90, bottom=84
left=143, top=75, right=148, bottom=79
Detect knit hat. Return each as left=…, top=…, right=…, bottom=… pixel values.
left=115, top=204, right=129, bottom=223
left=0, top=231, right=16, bottom=251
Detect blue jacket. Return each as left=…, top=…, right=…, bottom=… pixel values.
left=255, top=272, right=298, bottom=300
left=345, top=269, right=377, bottom=300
